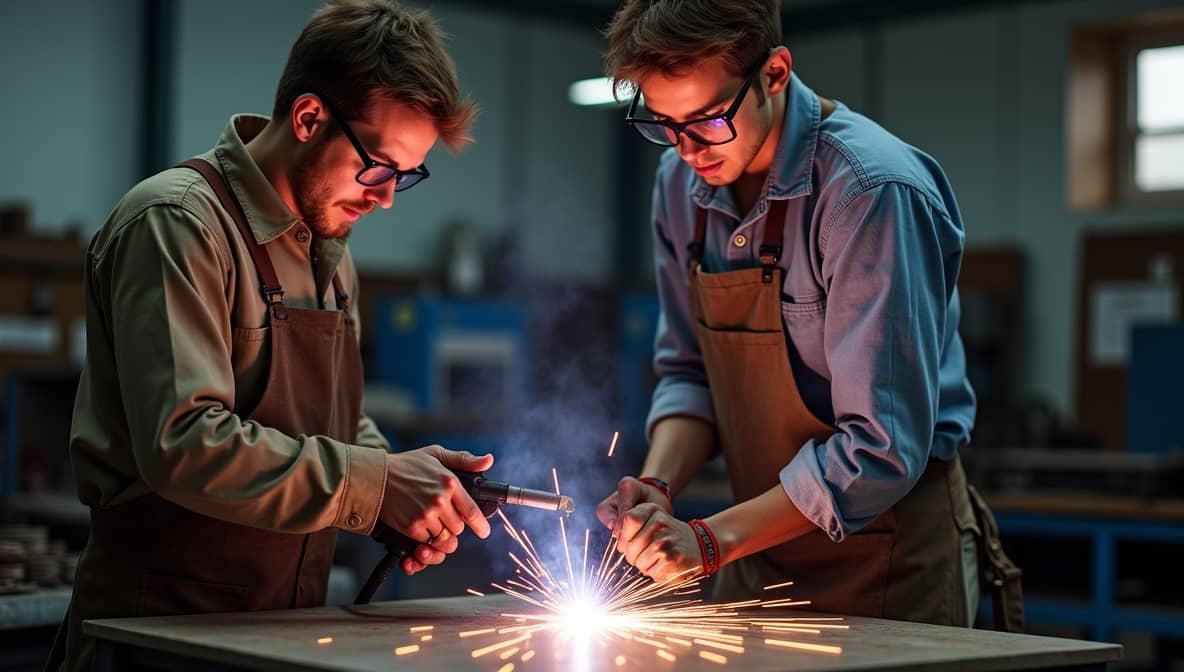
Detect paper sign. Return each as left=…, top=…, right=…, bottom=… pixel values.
left=1089, top=281, right=1179, bottom=367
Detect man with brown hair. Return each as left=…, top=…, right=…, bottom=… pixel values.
left=597, top=0, right=1020, bottom=628
left=48, top=2, right=487, bottom=669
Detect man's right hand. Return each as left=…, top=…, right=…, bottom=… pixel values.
left=378, top=445, right=494, bottom=575
left=596, top=476, right=675, bottom=534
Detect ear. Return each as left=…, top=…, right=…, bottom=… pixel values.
left=288, top=93, right=328, bottom=144
left=764, top=46, right=793, bottom=97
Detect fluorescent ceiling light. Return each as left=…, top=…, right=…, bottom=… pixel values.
left=568, top=77, right=631, bottom=107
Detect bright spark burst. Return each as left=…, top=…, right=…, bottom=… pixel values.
left=463, top=494, right=846, bottom=664
left=393, top=457, right=846, bottom=667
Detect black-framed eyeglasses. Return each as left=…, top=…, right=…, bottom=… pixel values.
left=319, top=97, right=430, bottom=191
left=625, top=61, right=763, bottom=147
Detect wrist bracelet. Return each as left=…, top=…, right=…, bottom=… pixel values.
left=638, top=476, right=672, bottom=501
left=688, top=518, right=721, bottom=576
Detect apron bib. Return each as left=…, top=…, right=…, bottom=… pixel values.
left=688, top=198, right=979, bottom=626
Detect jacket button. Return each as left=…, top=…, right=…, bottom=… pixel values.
left=346, top=513, right=362, bottom=528
left=296, top=228, right=310, bottom=243
left=733, top=234, right=747, bottom=247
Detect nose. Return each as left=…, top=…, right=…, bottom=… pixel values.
left=366, top=181, right=396, bottom=210
left=675, top=134, right=709, bottom=162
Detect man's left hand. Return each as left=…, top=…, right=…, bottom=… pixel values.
left=614, top=503, right=704, bottom=582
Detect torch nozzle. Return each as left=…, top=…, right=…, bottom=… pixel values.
left=473, top=478, right=577, bottom=515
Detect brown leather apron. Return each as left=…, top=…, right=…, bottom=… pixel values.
left=46, top=158, right=364, bottom=672
left=689, top=199, right=984, bottom=626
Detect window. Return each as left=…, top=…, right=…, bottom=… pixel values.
left=1066, top=12, right=1184, bottom=210
left=1130, top=44, right=1184, bottom=193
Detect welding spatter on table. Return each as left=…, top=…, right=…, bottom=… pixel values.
left=354, top=470, right=575, bottom=604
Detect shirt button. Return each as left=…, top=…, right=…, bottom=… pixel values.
left=295, top=228, right=310, bottom=243
left=346, top=513, right=362, bottom=528
left=733, top=234, right=747, bottom=248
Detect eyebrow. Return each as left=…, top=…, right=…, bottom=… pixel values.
left=344, top=118, right=402, bottom=168
left=361, top=134, right=402, bottom=167
left=643, top=90, right=733, bottom=121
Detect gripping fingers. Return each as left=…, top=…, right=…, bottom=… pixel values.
left=596, top=491, right=621, bottom=531
left=617, top=507, right=661, bottom=565
left=454, top=491, right=491, bottom=539
left=428, top=527, right=459, bottom=554
left=401, top=556, right=426, bottom=575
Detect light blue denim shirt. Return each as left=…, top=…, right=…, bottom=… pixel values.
left=647, top=74, right=976, bottom=542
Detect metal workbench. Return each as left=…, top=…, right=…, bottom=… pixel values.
left=85, top=593, right=1122, bottom=672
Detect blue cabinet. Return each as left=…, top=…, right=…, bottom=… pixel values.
left=991, top=504, right=1184, bottom=642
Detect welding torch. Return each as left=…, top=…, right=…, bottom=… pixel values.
left=354, top=470, right=575, bottom=604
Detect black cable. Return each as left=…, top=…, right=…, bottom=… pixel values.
left=354, top=550, right=402, bottom=605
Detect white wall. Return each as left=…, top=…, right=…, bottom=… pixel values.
left=0, top=0, right=143, bottom=236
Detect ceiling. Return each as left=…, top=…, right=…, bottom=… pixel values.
left=435, top=0, right=1058, bottom=34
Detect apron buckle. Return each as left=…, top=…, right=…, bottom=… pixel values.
left=759, top=244, right=781, bottom=283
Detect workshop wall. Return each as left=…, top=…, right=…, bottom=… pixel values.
left=0, top=0, right=143, bottom=238
left=2, top=0, right=1183, bottom=422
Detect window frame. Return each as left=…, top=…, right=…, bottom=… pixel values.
left=1118, top=28, right=1184, bottom=204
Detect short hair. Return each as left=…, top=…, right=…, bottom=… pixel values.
left=603, top=0, right=782, bottom=92
left=273, top=0, right=477, bottom=151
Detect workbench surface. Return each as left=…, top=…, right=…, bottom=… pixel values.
left=85, top=594, right=1121, bottom=672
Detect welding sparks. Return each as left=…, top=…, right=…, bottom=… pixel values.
left=388, top=466, right=845, bottom=667
left=765, top=637, right=843, bottom=654
left=607, top=431, right=619, bottom=457
left=315, top=637, right=332, bottom=645
left=449, top=498, right=847, bottom=666
left=700, top=650, right=728, bottom=664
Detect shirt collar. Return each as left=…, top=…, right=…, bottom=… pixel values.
left=208, top=114, right=302, bottom=244
left=691, top=73, right=821, bottom=212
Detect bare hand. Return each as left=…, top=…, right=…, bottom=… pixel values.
left=596, top=476, right=673, bottom=532
left=378, top=445, right=494, bottom=575
left=614, top=504, right=703, bottom=582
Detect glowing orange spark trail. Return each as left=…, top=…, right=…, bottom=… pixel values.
left=390, top=461, right=846, bottom=666
left=608, top=431, right=619, bottom=457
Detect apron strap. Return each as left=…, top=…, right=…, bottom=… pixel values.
left=176, top=158, right=289, bottom=320
left=331, top=274, right=351, bottom=315
left=688, top=206, right=708, bottom=272
left=688, top=199, right=789, bottom=283
left=760, top=198, right=787, bottom=283
left=177, top=158, right=352, bottom=320
left=967, top=485, right=1026, bottom=632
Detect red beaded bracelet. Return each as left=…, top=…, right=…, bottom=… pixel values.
left=638, top=476, right=672, bottom=501
left=688, top=518, right=721, bottom=576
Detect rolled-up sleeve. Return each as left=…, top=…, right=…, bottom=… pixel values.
left=645, top=170, right=716, bottom=441
left=780, top=181, right=958, bottom=541
left=102, top=204, right=385, bottom=534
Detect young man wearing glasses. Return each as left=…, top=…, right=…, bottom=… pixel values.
left=49, top=2, right=492, bottom=670
left=596, top=0, right=1021, bottom=629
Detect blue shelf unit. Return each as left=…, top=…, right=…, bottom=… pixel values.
left=991, top=511, right=1184, bottom=642
left=617, top=292, right=660, bottom=470
left=369, top=295, right=528, bottom=452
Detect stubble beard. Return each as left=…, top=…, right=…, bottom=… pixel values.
left=291, top=144, right=352, bottom=241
